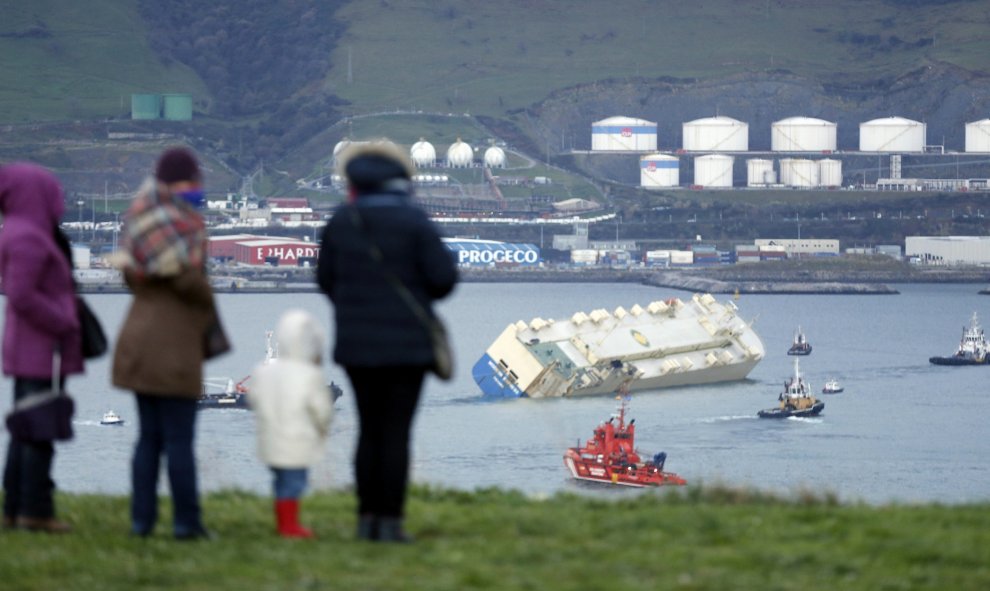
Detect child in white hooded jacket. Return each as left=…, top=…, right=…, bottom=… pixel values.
left=249, top=309, right=334, bottom=538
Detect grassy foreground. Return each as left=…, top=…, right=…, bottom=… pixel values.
left=1, top=486, right=987, bottom=591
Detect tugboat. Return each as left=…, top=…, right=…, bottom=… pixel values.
left=199, top=331, right=344, bottom=410
left=929, top=312, right=990, bottom=366
left=198, top=378, right=248, bottom=410
left=787, top=326, right=812, bottom=356
left=821, top=378, right=844, bottom=394
left=758, top=358, right=824, bottom=418
left=563, top=392, right=687, bottom=488
left=100, top=410, right=125, bottom=426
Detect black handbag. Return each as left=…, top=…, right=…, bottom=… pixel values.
left=77, top=296, right=107, bottom=359
left=204, top=311, right=232, bottom=360
left=5, top=350, right=74, bottom=442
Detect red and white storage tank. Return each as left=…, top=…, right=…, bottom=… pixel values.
left=591, top=116, right=658, bottom=151
left=682, top=116, right=748, bottom=152
left=965, top=119, right=990, bottom=153
left=859, top=117, right=926, bottom=152
left=771, top=117, right=837, bottom=152
left=693, top=154, right=734, bottom=188
left=640, top=154, right=679, bottom=188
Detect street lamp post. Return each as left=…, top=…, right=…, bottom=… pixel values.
left=77, top=200, right=85, bottom=243
left=112, top=212, right=120, bottom=252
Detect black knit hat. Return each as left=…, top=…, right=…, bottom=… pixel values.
left=155, top=147, right=201, bottom=184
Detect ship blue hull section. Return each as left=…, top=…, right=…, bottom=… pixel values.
left=929, top=355, right=990, bottom=366
left=472, top=353, right=526, bottom=398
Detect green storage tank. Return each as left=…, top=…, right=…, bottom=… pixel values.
left=162, top=93, right=193, bottom=121
left=131, top=94, right=161, bottom=120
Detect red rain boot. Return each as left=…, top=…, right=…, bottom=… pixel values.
left=275, top=499, right=314, bottom=539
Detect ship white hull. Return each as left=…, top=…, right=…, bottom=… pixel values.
left=473, top=294, right=765, bottom=398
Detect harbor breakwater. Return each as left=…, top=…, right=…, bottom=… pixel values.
left=74, top=265, right=989, bottom=295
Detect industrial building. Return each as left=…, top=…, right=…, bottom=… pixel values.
left=443, top=238, right=541, bottom=267
left=754, top=239, right=840, bottom=257
left=905, top=236, right=990, bottom=266
left=130, top=93, right=193, bottom=121
left=209, top=235, right=319, bottom=266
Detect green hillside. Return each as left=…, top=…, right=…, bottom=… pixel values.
left=5, top=0, right=988, bottom=124
left=0, top=0, right=207, bottom=122
left=325, top=0, right=990, bottom=117
left=3, top=0, right=990, bottom=202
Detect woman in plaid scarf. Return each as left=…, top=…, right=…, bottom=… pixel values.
left=112, top=147, right=221, bottom=540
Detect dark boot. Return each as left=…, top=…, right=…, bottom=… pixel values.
left=377, top=517, right=413, bottom=543
left=357, top=514, right=378, bottom=541
left=275, top=499, right=314, bottom=539
left=15, top=516, right=71, bottom=534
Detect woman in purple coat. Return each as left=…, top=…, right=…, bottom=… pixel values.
left=0, top=163, right=84, bottom=533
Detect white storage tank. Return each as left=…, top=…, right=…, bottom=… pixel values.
left=771, top=117, right=837, bottom=152
left=746, top=159, right=775, bottom=187
left=483, top=146, right=506, bottom=168
left=859, top=116, right=926, bottom=152
left=591, top=116, right=657, bottom=151
left=781, top=159, right=819, bottom=187
left=446, top=138, right=474, bottom=167
left=640, top=154, right=679, bottom=188
left=818, top=158, right=843, bottom=187
left=410, top=138, right=436, bottom=167
left=693, top=154, right=734, bottom=188
left=333, top=138, right=351, bottom=157
left=778, top=158, right=794, bottom=185
left=682, top=116, right=748, bottom=152
left=965, top=119, right=990, bottom=153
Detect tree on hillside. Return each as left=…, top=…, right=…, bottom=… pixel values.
left=138, top=0, right=349, bottom=169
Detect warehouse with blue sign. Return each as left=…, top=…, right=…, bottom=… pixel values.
left=443, top=238, right=541, bottom=267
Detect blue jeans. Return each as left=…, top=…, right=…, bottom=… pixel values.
left=272, top=468, right=308, bottom=500
left=2, top=377, right=64, bottom=520
left=130, top=395, right=202, bottom=537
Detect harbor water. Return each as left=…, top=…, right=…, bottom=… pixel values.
left=1, top=282, right=988, bottom=504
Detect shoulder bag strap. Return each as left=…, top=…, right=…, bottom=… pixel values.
left=53, top=346, right=61, bottom=397
left=347, top=206, right=438, bottom=332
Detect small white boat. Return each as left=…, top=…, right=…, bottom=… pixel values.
left=821, top=378, right=844, bottom=394
left=100, top=410, right=125, bottom=426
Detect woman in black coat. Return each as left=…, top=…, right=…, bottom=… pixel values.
left=317, top=142, right=458, bottom=543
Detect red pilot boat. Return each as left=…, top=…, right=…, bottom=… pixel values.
left=563, top=394, right=687, bottom=488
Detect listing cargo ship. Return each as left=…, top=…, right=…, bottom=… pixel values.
left=472, top=294, right=765, bottom=398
